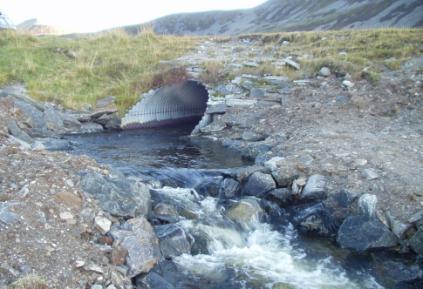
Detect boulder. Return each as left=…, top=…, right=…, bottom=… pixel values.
left=110, top=217, right=160, bottom=277
left=80, top=171, right=150, bottom=218
left=337, top=215, right=398, bottom=251
left=266, top=188, right=292, bottom=205
left=155, top=224, right=191, bottom=259
left=219, top=178, right=240, bottom=198
left=61, top=113, right=82, bottom=132
left=136, top=272, right=175, bottom=289
left=225, top=198, right=264, bottom=228
left=293, top=190, right=358, bottom=237
left=7, top=120, right=33, bottom=143
left=43, top=104, right=65, bottom=132
left=301, top=174, right=327, bottom=202
left=409, top=228, right=423, bottom=255
left=242, top=171, right=276, bottom=197
left=14, top=99, right=47, bottom=136
left=358, top=194, right=377, bottom=218
left=265, top=158, right=299, bottom=188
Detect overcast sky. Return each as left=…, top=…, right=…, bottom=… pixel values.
left=1, top=0, right=267, bottom=33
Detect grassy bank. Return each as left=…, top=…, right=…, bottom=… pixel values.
left=0, top=29, right=196, bottom=113
left=241, top=28, right=423, bottom=81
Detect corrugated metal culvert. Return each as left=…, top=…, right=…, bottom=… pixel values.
left=122, top=80, right=209, bottom=129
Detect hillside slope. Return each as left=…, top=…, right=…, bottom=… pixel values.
left=124, top=0, right=423, bottom=35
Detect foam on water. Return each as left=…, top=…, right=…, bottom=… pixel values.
left=174, top=193, right=383, bottom=289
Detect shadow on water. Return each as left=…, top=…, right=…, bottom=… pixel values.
left=65, top=124, right=252, bottom=170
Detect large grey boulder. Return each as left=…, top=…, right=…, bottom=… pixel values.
left=80, top=171, right=150, bottom=218
left=225, top=198, right=264, bottom=228
left=110, top=217, right=160, bottom=277
left=155, top=224, right=191, bottom=259
left=14, top=99, right=47, bottom=136
left=293, top=190, right=358, bottom=237
left=264, top=157, right=299, bottom=188
left=219, top=178, right=240, bottom=198
left=301, top=174, right=327, bottom=202
left=242, top=171, right=276, bottom=197
left=337, top=215, right=397, bottom=251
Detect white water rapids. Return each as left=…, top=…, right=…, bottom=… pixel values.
left=155, top=189, right=384, bottom=289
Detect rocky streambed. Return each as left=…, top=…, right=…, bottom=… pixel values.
left=61, top=126, right=421, bottom=289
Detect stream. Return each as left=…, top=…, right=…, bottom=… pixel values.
left=65, top=125, right=384, bottom=289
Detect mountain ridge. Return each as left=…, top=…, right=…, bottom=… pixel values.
left=122, top=0, right=423, bottom=35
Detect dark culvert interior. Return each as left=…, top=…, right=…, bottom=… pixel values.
left=122, top=80, right=209, bottom=129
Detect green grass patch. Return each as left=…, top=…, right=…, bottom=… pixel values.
left=242, top=28, right=423, bottom=82
left=0, top=29, right=196, bottom=114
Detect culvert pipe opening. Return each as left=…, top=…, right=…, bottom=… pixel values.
left=121, top=80, right=209, bottom=129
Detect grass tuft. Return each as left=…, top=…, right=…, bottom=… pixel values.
left=0, top=30, right=196, bottom=114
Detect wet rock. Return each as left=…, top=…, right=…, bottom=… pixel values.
left=81, top=171, right=151, bottom=218
left=136, top=271, right=175, bottom=289
left=7, top=120, right=33, bottom=143
left=301, top=174, right=327, bottom=202
left=219, top=178, right=240, bottom=198
left=374, top=257, right=423, bottom=289
left=225, top=198, right=264, bottom=228
left=250, top=88, right=265, bottom=98
left=200, top=122, right=226, bottom=134
left=154, top=203, right=179, bottom=219
left=319, top=67, right=331, bottom=77
left=110, top=217, right=160, bottom=277
left=155, top=224, right=191, bottom=259
left=91, top=285, right=103, bottom=289
left=357, top=193, right=377, bottom=218
left=97, top=114, right=121, bottom=130
left=337, top=215, right=397, bottom=251
left=194, top=176, right=222, bottom=197
left=94, top=216, right=112, bottom=234
left=266, top=188, right=292, bottom=205
left=242, top=171, right=276, bottom=197
left=409, top=228, right=423, bottom=255
left=293, top=190, right=358, bottom=237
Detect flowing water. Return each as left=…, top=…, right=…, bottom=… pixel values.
left=65, top=125, right=383, bottom=289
